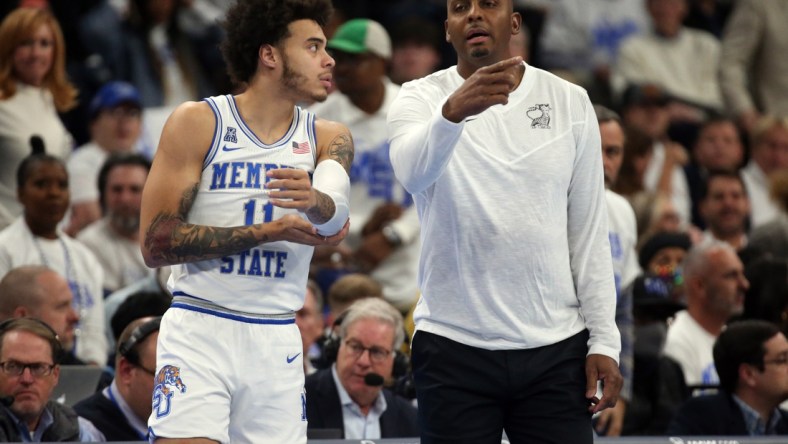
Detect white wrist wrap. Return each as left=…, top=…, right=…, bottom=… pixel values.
left=312, top=159, right=350, bottom=235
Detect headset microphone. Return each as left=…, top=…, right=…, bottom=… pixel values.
left=363, top=373, right=384, bottom=387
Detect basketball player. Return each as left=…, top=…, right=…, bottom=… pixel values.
left=386, top=0, right=622, bottom=443
left=139, top=0, right=352, bottom=442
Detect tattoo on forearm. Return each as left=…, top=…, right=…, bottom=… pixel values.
left=328, top=133, right=354, bottom=172
left=144, top=183, right=265, bottom=265
left=306, top=190, right=336, bottom=224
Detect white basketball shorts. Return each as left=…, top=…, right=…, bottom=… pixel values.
left=148, top=300, right=306, bottom=443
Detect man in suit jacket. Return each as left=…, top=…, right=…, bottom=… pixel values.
left=305, top=297, right=418, bottom=439
left=74, top=316, right=160, bottom=441
left=667, top=320, right=788, bottom=435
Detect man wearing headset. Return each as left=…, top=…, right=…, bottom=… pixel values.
left=304, top=297, right=418, bottom=439
left=74, top=316, right=160, bottom=441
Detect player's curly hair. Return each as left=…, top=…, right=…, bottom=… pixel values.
left=221, top=0, right=333, bottom=85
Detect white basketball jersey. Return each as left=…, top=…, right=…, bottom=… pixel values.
left=168, top=95, right=318, bottom=314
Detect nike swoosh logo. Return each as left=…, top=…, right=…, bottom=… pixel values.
left=222, top=145, right=243, bottom=152
left=286, top=353, right=301, bottom=364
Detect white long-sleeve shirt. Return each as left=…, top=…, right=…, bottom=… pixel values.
left=387, top=63, right=620, bottom=361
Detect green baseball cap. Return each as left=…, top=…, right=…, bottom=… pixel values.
left=327, top=19, right=391, bottom=59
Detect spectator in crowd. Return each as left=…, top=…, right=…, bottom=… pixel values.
left=121, top=0, right=223, bottom=108
left=65, top=81, right=144, bottom=236
left=633, top=230, right=691, bottom=333
left=594, top=105, right=639, bottom=437
left=636, top=196, right=687, bottom=249
left=691, top=116, right=746, bottom=172
left=612, top=126, right=682, bottom=246
left=74, top=316, right=160, bottom=441
left=0, top=266, right=81, bottom=365
left=297, top=280, right=325, bottom=375
left=304, top=297, right=418, bottom=439
left=388, top=17, right=443, bottom=85
left=325, top=273, right=383, bottom=329
left=77, top=153, right=153, bottom=295
left=312, top=273, right=384, bottom=372
left=663, top=240, right=749, bottom=389
left=612, top=126, right=653, bottom=199
left=309, top=19, right=420, bottom=314
left=667, top=320, right=788, bottom=435
left=719, top=0, right=788, bottom=133
left=106, top=290, right=171, bottom=366
left=0, top=318, right=104, bottom=441
left=621, top=83, right=692, bottom=228
left=750, top=170, right=788, bottom=261
left=741, top=116, right=788, bottom=229
left=537, top=0, right=648, bottom=104
left=614, top=0, right=722, bottom=122
left=639, top=231, right=692, bottom=278
left=0, top=7, right=76, bottom=230
left=698, top=170, right=751, bottom=251
left=598, top=105, right=641, bottom=293
left=0, top=154, right=106, bottom=365
left=638, top=231, right=692, bottom=306
left=684, top=117, right=745, bottom=229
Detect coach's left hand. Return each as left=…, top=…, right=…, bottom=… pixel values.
left=585, top=354, right=622, bottom=414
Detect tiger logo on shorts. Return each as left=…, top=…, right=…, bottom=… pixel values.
left=152, top=365, right=187, bottom=418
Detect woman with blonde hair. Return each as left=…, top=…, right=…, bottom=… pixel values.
left=0, top=7, right=77, bottom=229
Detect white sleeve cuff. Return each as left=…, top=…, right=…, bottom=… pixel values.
left=311, top=159, right=350, bottom=236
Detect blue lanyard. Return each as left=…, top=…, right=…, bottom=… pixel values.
left=31, top=235, right=83, bottom=305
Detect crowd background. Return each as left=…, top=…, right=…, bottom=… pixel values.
left=0, top=0, right=787, bottom=440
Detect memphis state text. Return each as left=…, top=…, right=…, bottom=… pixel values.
left=210, top=161, right=312, bottom=279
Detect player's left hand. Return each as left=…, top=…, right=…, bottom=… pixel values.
left=265, top=168, right=317, bottom=211
left=585, top=354, right=622, bottom=414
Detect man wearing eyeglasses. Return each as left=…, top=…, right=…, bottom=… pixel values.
left=304, top=297, right=418, bottom=439
left=0, top=318, right=104, bottom=441
left=667, top=320, right=788, bottom=435
left=74, top=316, right=160, bottom=441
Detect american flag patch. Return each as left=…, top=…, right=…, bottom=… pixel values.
left=292, top=141, right=310, bottom=154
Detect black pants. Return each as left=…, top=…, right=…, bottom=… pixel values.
left=411, top=330, right=592, bottom=444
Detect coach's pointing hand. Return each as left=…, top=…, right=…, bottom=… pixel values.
left=442, top=56, right=523, bottom=123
